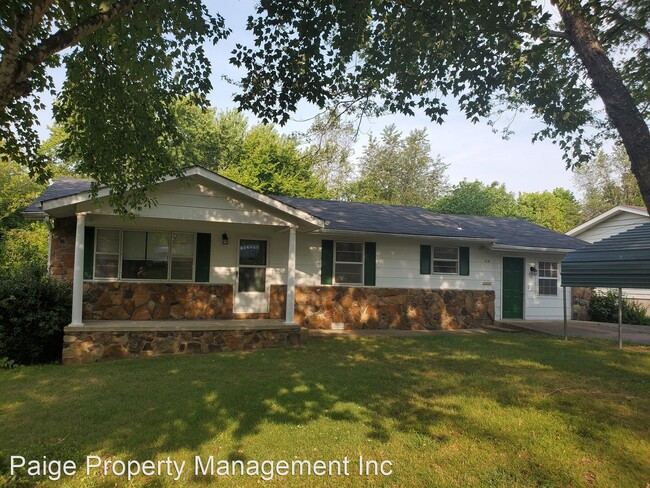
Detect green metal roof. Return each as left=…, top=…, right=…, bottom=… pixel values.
left=561, top=222, right=650, bottom=288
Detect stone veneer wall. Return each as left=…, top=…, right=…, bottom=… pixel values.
left=63, top=327, right=302, bottom=364
left=270, top=285, right=494, bottom=330
left=83, top=282, right=233, bottom=320
left=49, top=216, right=76, bottom=283
left=571, top=287, right=592, bottom=321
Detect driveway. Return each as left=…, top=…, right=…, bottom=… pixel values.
left=497, top=319, right=650, bottom=346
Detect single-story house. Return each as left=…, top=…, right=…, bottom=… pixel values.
left=567, top=205, right=650, bottom=311
left=24, top=167, right=585, bottom=362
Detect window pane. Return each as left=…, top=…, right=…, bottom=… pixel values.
left=335, top=242, right=363, bottom=262
left=239, top=240, right=267, bottom=266
left=336, top=242, right=363, bottom=263
left=539, top=278, right=558, bottom=295
left=238, top=267, right=266, bottom=292
left=96, top=229, right=119, bottom=253
left=95, top=255, right=118, bottom=278
left=539, top=262, right=558, bottom=278
left=434, top=247, right=458, bottom=260
left=170, top=233, right=194, bottom=281
left=147, top=232, right=169, bottom=262
left=123, top=231, right=146, bottom=260
left=433, top=262, right=458, bottom=273
left=172, top=233, right=194, bottom=257
left=335, top=262, right=363, bottom=284
left=122, top=231, right=169, bottom=280
left=171, top=258, right=193, bottom=280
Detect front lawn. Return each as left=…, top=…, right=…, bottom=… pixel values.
left=1, top=333, right=648, bottom=487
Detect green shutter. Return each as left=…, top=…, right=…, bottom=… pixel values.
left=195, top=233, right=211, bottom=282
left=364, top=242, right=376, bottom=286
left=459, top=246, right=470, bottom=276
left=83, top=227, right=95, bottom=280
left=321, top=240, right=334, bottom=285
left=420, top=245, right=431, bottom=275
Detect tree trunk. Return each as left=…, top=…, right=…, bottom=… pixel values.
left=553, top=0, right=650, bottom=214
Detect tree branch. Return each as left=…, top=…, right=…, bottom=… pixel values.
left=2, top=0, right=143, bottom=106
left=547, top=29, right=569, bottom=40
left=0, top=1, right=55, bottom=97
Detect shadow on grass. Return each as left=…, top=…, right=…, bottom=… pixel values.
left=0, top=333, right=648, bottom=485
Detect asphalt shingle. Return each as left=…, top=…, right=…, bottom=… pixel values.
left=25, top=178, right=586, bottom=250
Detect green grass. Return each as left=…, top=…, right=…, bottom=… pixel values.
left=1, top=333, right=649, bottom=487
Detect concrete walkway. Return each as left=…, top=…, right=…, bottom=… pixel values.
left=497, top=319, right=650, bottom=345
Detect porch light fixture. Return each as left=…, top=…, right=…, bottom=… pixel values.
left=222, top=233, right=229, bottom=245
left=529, top=265, right=538, bottom=275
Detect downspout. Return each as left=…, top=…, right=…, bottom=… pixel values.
left=44, top=215, right=54, bottom=271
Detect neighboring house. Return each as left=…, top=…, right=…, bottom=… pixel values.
left=25, top=166, right=585, bottom=333
left=567, top=205, right=650, bottom=310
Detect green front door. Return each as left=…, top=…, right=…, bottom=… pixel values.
left=503, top=257, right=524, bottom=319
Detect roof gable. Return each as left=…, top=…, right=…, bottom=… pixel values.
left=567, top=205, right=649, bottom=238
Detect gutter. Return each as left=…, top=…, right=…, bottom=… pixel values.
left=309, top=228, right=494, bottom=243
left=489, top=243, right=577, bottom=253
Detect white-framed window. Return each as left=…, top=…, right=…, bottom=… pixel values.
left=93, top=229, right=195, bottom=281
left=238, top=239, right=267, bottom=293
left=538, top=261, right=558, bottom=296
left=94, top=229, right=120, bottom=279
left=433, top=246, right=458, bottom=274
left=334, top=241, right=364, bottom=284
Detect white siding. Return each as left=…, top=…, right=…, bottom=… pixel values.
left=78, top=178, right=294, bottom=227
left=84, top=217, right=571, bottom=321
left=577, top=212, right=648, bottom=243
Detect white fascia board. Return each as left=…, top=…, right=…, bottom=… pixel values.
left=566, top=205, right=649, bottom=236
left=192, top=167, right=325, bottom=227
left=40, top=166, right=326, bottom=228
left=490, top=243, right=574, bottom=253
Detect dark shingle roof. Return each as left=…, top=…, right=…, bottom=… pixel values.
left=562, top=222, right=650, bottom=287
left=24, top=178, right=92, bottom=214
left=274, top=196, right=585, bottom=250
left=26, top=177, right=585, bottom=250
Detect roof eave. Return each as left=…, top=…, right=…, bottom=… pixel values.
left=490, top=243, right=576, bottom=253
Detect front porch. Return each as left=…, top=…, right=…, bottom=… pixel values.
left=62, top=319, right=303, bottom=365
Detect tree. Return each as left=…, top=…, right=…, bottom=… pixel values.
left=573, top=145, right=644, bottom=219
left=42, top=105, right=329, bottom=199
left=302, top=111, right=355, bottom=199
left=0, top=2, right=229, bottom=215
left=517, top=188, right=582, bottom=233
left=0, top=158, right=48, bottom=271
left=344, top=125, right=448, bottom=207
left=220, top=123, right=328, bottom=198
left=432, top=180, right=519, bottom=218
left=233, top=0, right=650, bottom=213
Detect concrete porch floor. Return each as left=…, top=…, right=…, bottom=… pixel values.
left=497, top=319, right=650, bottom=345
left=66, top=319, right=294, bottom=332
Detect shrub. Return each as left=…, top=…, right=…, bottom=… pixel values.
left=0, top=264, right=71, bottom=364
left=589, top=289, right=649, bottom=326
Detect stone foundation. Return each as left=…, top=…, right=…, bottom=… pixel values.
left=571, top=287, right=592, bottom=321
left=271, top=285, right=494, bottom=330
left=62, top=326, right=302, bottom=364
left=83, top=282, right=233, bottom=320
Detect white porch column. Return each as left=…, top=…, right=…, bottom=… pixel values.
left=285, top=227, right=297, bottom=325
left=70, top=213, right=86, bottom=326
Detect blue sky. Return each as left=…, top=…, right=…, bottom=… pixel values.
left=36, top=1, right=579, bottom=196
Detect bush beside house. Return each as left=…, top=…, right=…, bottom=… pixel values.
left=0, top=265, right=71, bottom=364
left=589, top=289, right=650, bottom=326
